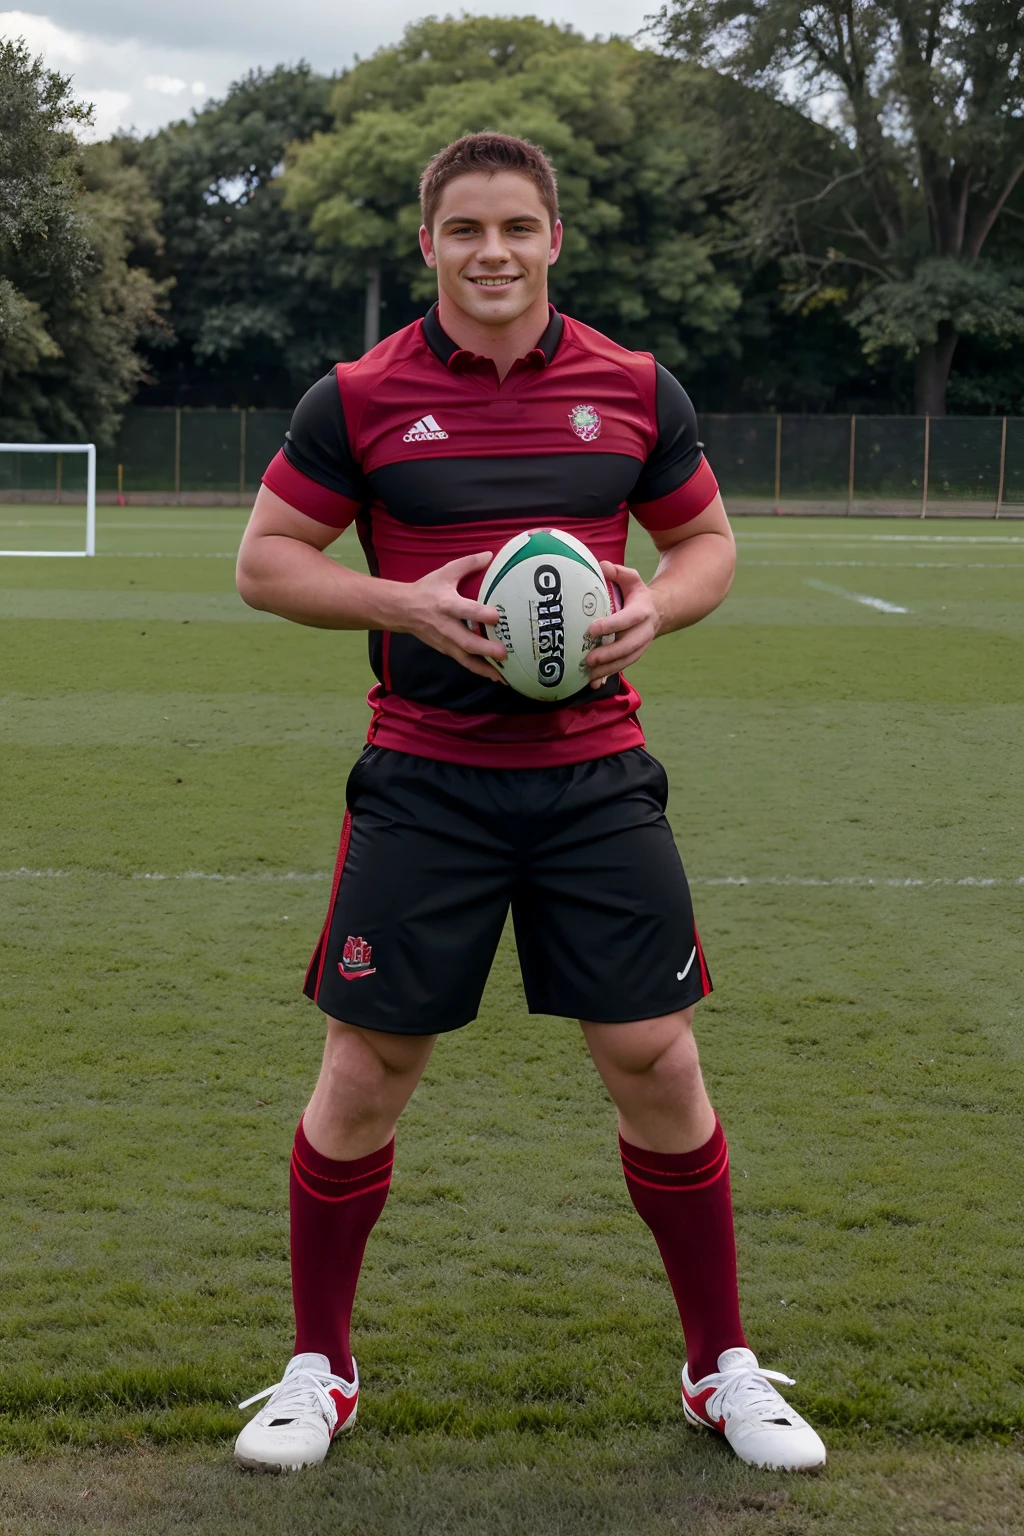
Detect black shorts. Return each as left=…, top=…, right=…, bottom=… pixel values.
left=304, top=746, right=711, bottom=1034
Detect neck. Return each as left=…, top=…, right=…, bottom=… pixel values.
left=436, top=291, right=551, bottom=381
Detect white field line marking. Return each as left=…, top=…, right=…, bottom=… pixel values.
left=0, top=868, right=327, bottom=882
left=102, top=550, right=351, bottom=560
left=0, top=550, right=237, bottom=559
left=0, top=520, right=86, bottom=529
left=805, top=578, right=909, bottom=613
left=104, top=551, right=238, bottom=558
left=736, top=533, right=1024, bottom=546
left=745, top=560, right=1024, bottom=570
left=0, top=520, right=244, bottom=531
left=693, top=875, right=1023, bottom=888
left=872, top=534, right=1024, bottom=544
left=2, top=869, right=1022, bottom=889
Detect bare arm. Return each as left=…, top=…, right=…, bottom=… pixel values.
left=585, top=493, right=736, bottom=687
left=236, top=485, right=506, bottom=682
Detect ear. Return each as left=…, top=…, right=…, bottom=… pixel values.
left=419, top=223, right=437, bottom=269
left=548, top=218, right=563, bottom=267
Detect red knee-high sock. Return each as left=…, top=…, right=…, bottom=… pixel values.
left=619, top=1118, right=746, bottom=1382
left=289, top=1118, right=393, bottom=1380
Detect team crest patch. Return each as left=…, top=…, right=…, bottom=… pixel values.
left=339, top=935, right=376, bottom=981
left=568, top=403, right=601, bottom=442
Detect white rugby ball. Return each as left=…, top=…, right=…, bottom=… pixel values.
left=476, top=528, right=615, bottom=702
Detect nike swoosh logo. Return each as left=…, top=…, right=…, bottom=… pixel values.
left=677, top=947, right=697, bottom=981
left=682, top=1385, right=726, bottom=1433
left=338, top=966, right=376, bottom=981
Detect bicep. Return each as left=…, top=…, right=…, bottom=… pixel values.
left=240, top=484, right=347, bottom=558
left=648, top=491, right=734, bottom=553
left=254, top=368, right=367, bottom=542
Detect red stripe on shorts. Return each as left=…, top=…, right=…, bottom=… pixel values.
left=694, top=928, right=711, bottom=996
left=305, top=811, right=353, bottom=1002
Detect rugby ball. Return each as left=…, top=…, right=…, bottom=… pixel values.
left=476, top=528, right=615, bottom=702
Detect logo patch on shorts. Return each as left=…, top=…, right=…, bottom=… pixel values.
left=339, top=935, right=376, bottom=980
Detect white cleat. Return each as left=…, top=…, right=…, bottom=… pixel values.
left=234, top=1351, right=358, bottom=1472
left=681, top=1346, right=826, bottom=1471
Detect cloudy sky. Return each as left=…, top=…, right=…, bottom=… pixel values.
left=1, top=2, right=662, bottom=139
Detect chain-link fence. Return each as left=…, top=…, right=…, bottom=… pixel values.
left=3, top=410, right=1024, bottom=514
left=96, top=408, right=292, bottom=497
left=0, top=408, right=285, bottom=504
left=701, top=414, right=1024, bottom=515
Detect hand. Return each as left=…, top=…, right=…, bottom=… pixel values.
left=400, top=551, right=507, bottom=683
left=586, top=562, right=661, bottom=687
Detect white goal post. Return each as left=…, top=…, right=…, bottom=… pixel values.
left=0, top=443, right=96, bottom=557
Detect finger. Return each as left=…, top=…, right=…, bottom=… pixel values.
left=588, top=606, right=645, bottom=637
left=589, top=623, right=654, bottom=660
left=447, top=626, right=507, bottom=660
left=454, top=598, right=502, bottom=627
left=589, top=639, right=650, bottom=678
left=436, top=618, right=507, bottom=659
left=587, top=648, right=648, bottom=678
left=600, top=560, right=643, bottom=591
left=587, top=629, right=654, bottom=669
left=587, top=619, right=654, bottom=660
left=453, top=650, right=509, bottom=683
left=589, top=653, right=645, bottom=686
left=590, top=565, right=647, bottom=637
left=440, top=549, right=495, bottom=578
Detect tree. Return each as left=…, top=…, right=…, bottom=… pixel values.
left=134, top=65, right=355, bottom=406
left=656, top=0, right=1024, bottom=414
left=0, top=38, right=164, bottom=443
left=0, top=38, right=87, bottom=423
left=282, top=18, right=748, bottom=374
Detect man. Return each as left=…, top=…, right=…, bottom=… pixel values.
left=233, top=132, right=825, bottom=1475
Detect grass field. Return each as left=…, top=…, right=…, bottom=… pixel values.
left=1, top=506, right=1023, bottom=1535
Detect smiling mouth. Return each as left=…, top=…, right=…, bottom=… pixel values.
left=468, top=276, right=519, bottom=287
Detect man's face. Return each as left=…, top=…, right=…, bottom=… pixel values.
left=419, top=170, right=562, bottom=328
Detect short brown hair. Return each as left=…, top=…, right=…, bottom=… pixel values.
left=419, top=132, right=559, bottom=231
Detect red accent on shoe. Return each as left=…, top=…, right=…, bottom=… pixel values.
left=328, top=1387, right=358, bottom=1437
left=682, top=1382, right=726, bottom=1434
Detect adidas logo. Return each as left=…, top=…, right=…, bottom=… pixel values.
left=403, top=414, right=448, bottom=443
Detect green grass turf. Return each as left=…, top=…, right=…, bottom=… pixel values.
left=1, top=508, right=1023, bottom=1532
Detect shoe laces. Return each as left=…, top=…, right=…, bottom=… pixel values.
left=712, top=1365, right=798, bottom=1425
left=238, top=1366, right=352, bottom=1424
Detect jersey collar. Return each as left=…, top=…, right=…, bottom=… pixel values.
left=422, top=302, right=564, bottom=372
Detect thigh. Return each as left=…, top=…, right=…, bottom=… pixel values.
left=512, top=749, right=712, bottom=1022
left=305, top=748, right=516, bottom=1034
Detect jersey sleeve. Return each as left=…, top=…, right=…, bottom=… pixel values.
left=261, top=370, right=367, bottom=528
left=628, top=364, right=719, bottom=530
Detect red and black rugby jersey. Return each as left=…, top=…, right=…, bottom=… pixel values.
left=263, top=304, right=719, bottom=768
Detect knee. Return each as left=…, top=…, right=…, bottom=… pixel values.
left=320, top=1018, right=429, bottom=1110
left=594, top=1007, right=699, bottom=1080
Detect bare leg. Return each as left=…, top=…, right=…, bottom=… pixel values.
left=303, top=1017, right=437, bottom=1159
left=580, top=1006, right=715, bottom=1153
